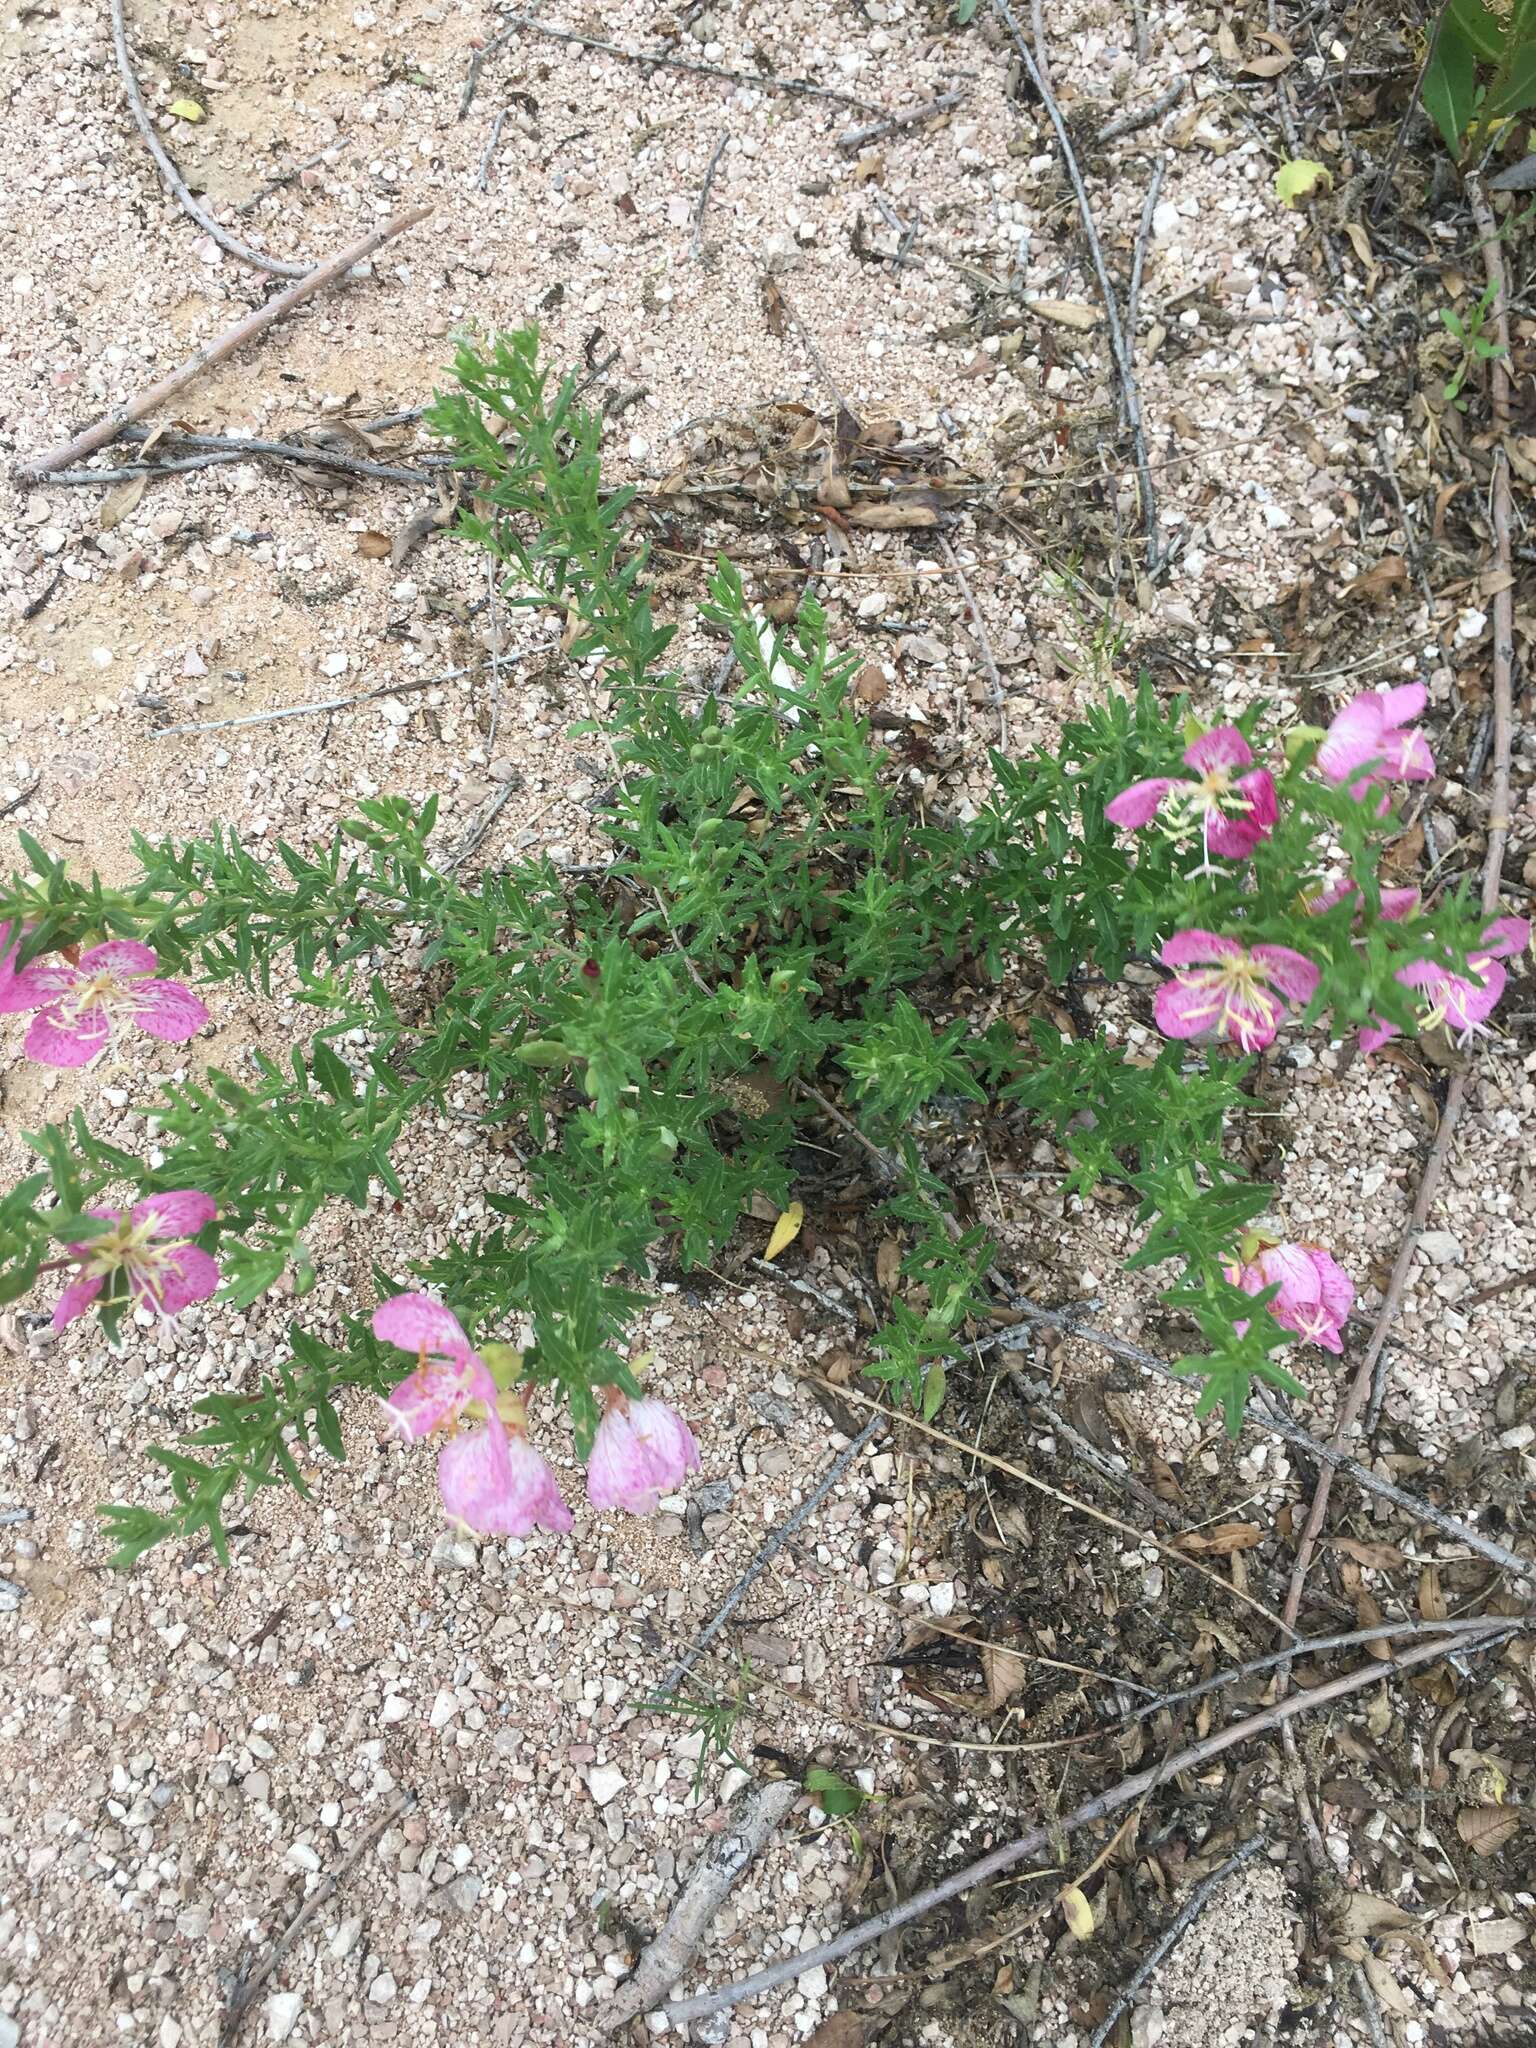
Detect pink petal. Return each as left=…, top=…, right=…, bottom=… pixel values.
left=1222, top=987, right=1283, bottom=1053
left=1380, top=888, right=1420, bottom=921
left=140, top=1244, right=221, bottom=1316
left=383, top=1358, right=474, bottom=1442
left=1316, top=696, right=1385, bottom=784
left=587, top=1409, right=666, bottom=1514
left=1309, top=1249, right=1355, bottom=1328
left=0, top=960, right=80, bottom=1015
left=1104, top=777, right=1175, bottom=829
left=1206, top=772, right=1276, bottom=857
left=1444, top=962, right=1506, bottom=1029
left=1153, top=976, right=1224, bottom=1041
left=1205, top=812, right=1260, bottom=859
left=131, top=979, right=209, bottom=1042
left=628, top=1398, right=701, bottom=1484
left=1358, top=1017, right=1397, bottom=1054
left=24, top=1006, right=110, bottom=1068
left=1182, top=725, right=1253, bottom=774
left=1256, top=1242, right=1323, bottom=1315
left=51, top=1271, right=105, bottom=1329
left=78, top=939, right=159, bottom=977
left=1250, top=945, right=1319, bottom=1005
left=439, top=1427, right=572, bottom=1537
left=372, top=1292, right=472, bottom=1360
left=1160, top=929, right=1242, bottom=969
left=1381, top=729, right=1435, bottom=782
left=1378, top=682, right=1427, bottom=727
left=131, top=1190, right=217, bottom=1238
left=1480, top=916, right=1530, bottom=960
left=1308, top=877, right=1357, bottom=915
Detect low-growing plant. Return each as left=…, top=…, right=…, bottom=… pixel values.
left=0, top=329, right=1526, bottom=1565
left=1422, top=0, right=1536, bottom=161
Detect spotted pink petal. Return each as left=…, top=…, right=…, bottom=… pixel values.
left=1205, top=770, right=1278, bottom=857
left=24, top=1006, right=111, bottom=1068
left=1222, top=985, right=1284, bottom=1053
left=78, top=939, right=159, bottom=977
left=372, top=1292, right=473, bottom=1361
left=138, top=1243, right=221, bottom=1316
left=1104, top=777, right=1176, bottom=829
left=1161, top=929, right=1243, bottom=969
left=439, top=1426, right=573, bottom=1537
left=628, top=1398, right=700, bottom=1485
left=383, top=1359, right=473, bottom=1442
left=0, top=959, right=80, bottom=1015
left=131, top=979, right=209, bottom=1043
left=1182, top=725, right=1253, bottom=774
left=1377, top=682, right=1428, bottom=727
left=51, top=1271, right=106, bottom=1329
left=1310, top=1248, right=1355, bottom=1330
left=1256, top=1242, right=1323, bottom=1316
left=1380, top=887, right=1421, bottom=921
left=131, top=1191, right=217, bottom=1238
left=1153, top=976, right=1226, bottom=1041
left=1480, top=916, right=1530, bottom=960
left=1250, top=945, right=1320, bottom=1005
left=587, top=1407, right=665, bottom=1514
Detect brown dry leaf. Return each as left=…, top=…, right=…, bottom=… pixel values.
left=1433, top=479, right=1471, bottom=535
left=1363, top=1954, right=1417, bottom=2018
left=1417, top=1565, right=1447, bottom=1623
left=853, top=662, right=888, bottom=706
left=1216, top=20, right=1241, bottom=62
left=1470, top=1917, right=1529, bottom=1957
left=1342, top=221, right=1381, bottom=293
left=760, top=274, right=788, bottom=340
left=1457, top=1806, right=1520, bottom=1855
left=842, top=500, right=940, bottom=530
left=98, top=476, right=148, bottom=530
left=356, top=530, right=392, bottom=559
left=1339, top=1893, right=1418, bottom=1942
left=875, top=1236, right=903, bottom=1293
left=1240, top=52, right=1294, bottom=77
left=1146, top=1452, right=1182, bottom=1504
left=1383, top=817, right=1425, bottom=876
left=1356, top=1591, right=1393, bottom=1660
left=1331, top=1537, right=1407, bottom=1571
left=1342, top=555, right=1407, bottom=602
left=981, top=1640, right=1030, bottom=1713
left=805, top=2015, right=868, bottom=2048
left=1365, top=1685, right=1393, bottom=1739
left=819, top=1346, right=862, bottom=1389
left=1173, top=1521, right=1262, bottom=1556
left=1030, top=298, right=1101, bottom=331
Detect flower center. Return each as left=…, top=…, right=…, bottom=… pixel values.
left=83, top=1215, right=180, bottom=1303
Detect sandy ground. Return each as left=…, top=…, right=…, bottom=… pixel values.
left=1, top=1, right=1533, bottom=2045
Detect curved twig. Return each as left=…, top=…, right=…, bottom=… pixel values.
left=1088, top=1836, right=1267, bottom=2048
left=112, top=0, right=314, bottom=279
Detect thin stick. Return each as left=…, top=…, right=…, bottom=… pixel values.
left=154, top=665, right=475, bottom=738
left=598, top=1779, right=800, bottom=2034
left=475, top=107, right=510, bottom=190
left=484, top=557, right=507, bottom=759
left=494, top=14, right=880, bottom=109
left=112, top=0, right=312, bottom=278
left=989, top=0, right=1160, bottom=570
left=661, top=1630, right=1510, bottom=2025
left=652, top=1410, right=886, bottom=1702
left=1029, top=0, right=1055, bottom=97
left=983, top=1304, right=1536, bottom=1587
left=1097, top=79, right=1186, bottom=145
left=1128, top=152, right=1168, bottom=346
left=1469, top=178, right=1516, bottom=920
left=17, top=205, right=432, bottom=483
left=1087, top=1836, right=1267, bottom=2048
left=461, top=24, right=517, bottom=119
left=235, top=151, right=326, bottom=216
left=836, top=89, right=968, bottom=153
left=823, top=1380, right=1294, bottom=1637
left=219, top=1789, right=414, bottom=2044
left=939, top=536, right=1007, bottom=749
left=691, top=130, right=730, bottom=261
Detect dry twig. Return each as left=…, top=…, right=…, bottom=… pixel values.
left=1097, top=78, right=1186, bottom=145
left=17, top=206, right=432, bottom=482
left=989, top=0, right=1161, bottom=569
left=111, top=0, right=314, bottom=278
left=690, top=131, right=730, bottom=261
left=1088, top=1836, right=1267, bottom=2048
left=154, top=666, right=474, bottom=738
left=219, top=1789, right=414, bottom=2044
left=938, top=536, right=1008, bottom=749
left=835, top=89, right=967, bottom=152
left=598, top=1779, right=800, bottom=2034
left=662, top=1631, right=1511, bottom=2026
left=493, top=14, right=880, bottom=109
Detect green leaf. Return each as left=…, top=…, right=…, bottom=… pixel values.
left=168, top=97, right=206, bottom=121
left=804, top=1765, right=867, bottom=1817
left=1274, top=158, right=1333, bottom=207
left=1423, top=16, right=1478, bottom=150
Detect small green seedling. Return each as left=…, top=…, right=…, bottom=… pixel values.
left=1440, top=276, right=1508, bottom=404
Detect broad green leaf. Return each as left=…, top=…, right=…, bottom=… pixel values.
left=1274, top=158, right=1333, bottom=207
left=168, top=98, right=206, bottom=121
left=1423, top=16, right=1478, bottom=150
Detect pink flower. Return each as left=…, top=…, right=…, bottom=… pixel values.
left=1317, top=684, right=1435, bottom=812
left=586, top=1394, right=701, bottom=1516
left=52, top=1191, right=220, bottom=1327
left=0, top=938, right=208, bottom=1067
left=1225, top=1240, right=1354, bottom=1354
left=1308, top=876, right=1420, bottom=921
left=1358, top=915, right=1530, bottom=1054
left=1153, top=930, right=1320, bottom=1054
left=1105, top=727, right=1278, bottom=870
left=372, top=1292, right=573, bottom=1539
left=0, top=921, right=30, bottom=1006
